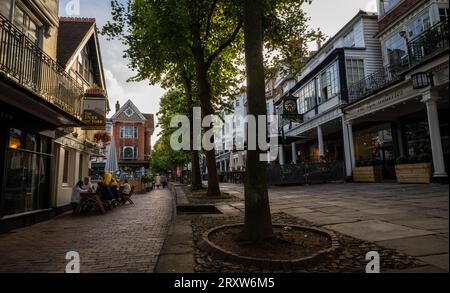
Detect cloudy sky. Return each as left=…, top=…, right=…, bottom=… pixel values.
left=59, top=0, right=378, bottom=146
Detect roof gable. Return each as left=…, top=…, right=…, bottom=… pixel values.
left=111, top=100, right=146, bottom=122
left=57, top=17, right=106, bottom=89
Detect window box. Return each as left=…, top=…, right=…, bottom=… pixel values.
left=352, top=165, right=382, bottom=183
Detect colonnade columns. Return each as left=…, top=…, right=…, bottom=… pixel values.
left=317, top=125, right=324, bottom=158
left=278, top=144, right=285, bottom=165
left=422, top=90, right=448, bottom=182
left=342, top=119, right=355, bottom=178
left=291, top=143, right=297, bottom=164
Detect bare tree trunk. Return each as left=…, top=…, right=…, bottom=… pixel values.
left=241, top=0, right=273, bottom=242
left=194, top=53, right=221, bottom=197
left=184, top=76, right=202, bottom=190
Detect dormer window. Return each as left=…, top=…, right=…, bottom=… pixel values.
left=125, top=108, right=134, bottom=117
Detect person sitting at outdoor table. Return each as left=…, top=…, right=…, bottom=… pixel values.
left=121, top=179, right=132, bottom=196
left=109, top=178, right=119, bottom=199
left=103, top=172, right=113, bottom=185
left=71, top=180, right=87, bottom=213
left=97, top=181, right=114, bottom=201
left=82, top=177, right=94, bottom=192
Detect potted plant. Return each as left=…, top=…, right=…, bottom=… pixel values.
left=353, top=159, right=383, bottom=183
left=395, top=154, right=432, bottom=184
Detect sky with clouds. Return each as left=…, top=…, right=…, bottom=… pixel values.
left=59, top=0, right=377, bottom=146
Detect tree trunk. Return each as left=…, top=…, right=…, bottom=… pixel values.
left=241, top=0, right=273, bottom=242
left=193, top=53, right=221, bottom=197
left=184, top=76, right=202, bottom=190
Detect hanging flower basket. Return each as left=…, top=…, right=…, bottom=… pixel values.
left=94, top=131, right=111, bottom=144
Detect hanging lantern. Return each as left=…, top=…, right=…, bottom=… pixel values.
left=412, top=72, right=433, bottom=89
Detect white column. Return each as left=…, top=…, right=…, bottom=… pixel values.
left=291, top=143, right=297, bottom=164
left=317, top=125, right=324, bottom=157
left=279, top=145, right=285, bottom=165
left=347, top=121, right=356, bottom=168
left=342, top=119, right=353, bottom=177
left=425, top=99, right=447, bottom=178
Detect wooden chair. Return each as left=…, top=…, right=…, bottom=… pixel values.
left=121, top=186, right=135, bottom=205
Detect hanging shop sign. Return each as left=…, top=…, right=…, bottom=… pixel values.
left=82, top=96, right=106, bottom=130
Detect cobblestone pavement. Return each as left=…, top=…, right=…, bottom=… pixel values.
left=0, top=189, right=174, bottom=273
left=218, top=182, right=449, bottom=272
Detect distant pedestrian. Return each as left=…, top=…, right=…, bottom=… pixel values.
left=155, top=174, right=161, bottom=189
left=161, top=174, right=168, bottom=189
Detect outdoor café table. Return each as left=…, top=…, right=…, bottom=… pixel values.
left=77, top=192, right=106, bottom=214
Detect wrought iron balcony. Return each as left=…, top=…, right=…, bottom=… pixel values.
left=407, top=17, right=448, bottom=68
left=347, top=18, right=448, bottom=104
left=0, top=14, right=84, bottom=120
left=347, top=64, right=402, bottom=103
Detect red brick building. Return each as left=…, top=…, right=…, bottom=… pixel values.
left=110, top=100, right=154, bottom=175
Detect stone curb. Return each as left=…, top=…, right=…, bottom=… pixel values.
left=199, top=223, right=341, bottom=270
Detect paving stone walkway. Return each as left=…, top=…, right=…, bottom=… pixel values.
left=0, top=189, right=174, bottom=273
left=218, top=182, right=449, bottom=272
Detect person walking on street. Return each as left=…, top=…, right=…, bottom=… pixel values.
left=161, top=174, right=168, bottom=189
left=155, top=174, right=161, bottom=189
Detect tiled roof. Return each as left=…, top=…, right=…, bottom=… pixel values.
left=57, top=18, right=95, bottom=66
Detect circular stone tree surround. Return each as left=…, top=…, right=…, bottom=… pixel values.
left=199, top=224, right=340, bottom=270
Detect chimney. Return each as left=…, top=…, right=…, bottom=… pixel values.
left=316, top=40, right=322, bottom=51
left=115, top=101, right=120, bottom=113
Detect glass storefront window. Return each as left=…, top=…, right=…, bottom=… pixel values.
left=8, top=128, right=23, bottom=149
left=354, top=124, right=394, bottom=162
left=404, top=121, right=431, bottom=156
left=40, top=137, right=51, bottom=154
left=2, top=149, right=50, bottom=215
left=26, top=133, right=37, bottom=152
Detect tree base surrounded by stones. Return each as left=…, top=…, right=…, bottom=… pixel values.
left=193, top=213, right=422, bottom=273
left=199, top=223, right=339, bottom=270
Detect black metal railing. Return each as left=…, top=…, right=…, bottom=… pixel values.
left=0, top=14, right=83, bottom=119
left=408, top=17, right=448, bottom=67
left=347, top=18, right=449, bottom=104
left=347, top=64, right=402, bottom=103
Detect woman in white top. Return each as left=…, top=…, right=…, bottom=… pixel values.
left=155, top=175, right=161, bottom=189
left=71, top=181, right=86, bottom=213
left=81, top=177, right=94, bottom=192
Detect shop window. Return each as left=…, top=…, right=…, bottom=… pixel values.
left=26, top=133, right=37, bottom=152
left=354, top=124, right=394, bottom=162
left=404, top=121, right=431, bottom=156
left=2, top=149, right=50, bottom=215
left=8, top=128, right=23, bottom=149
left=40, top=137, right=51, bottom=154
